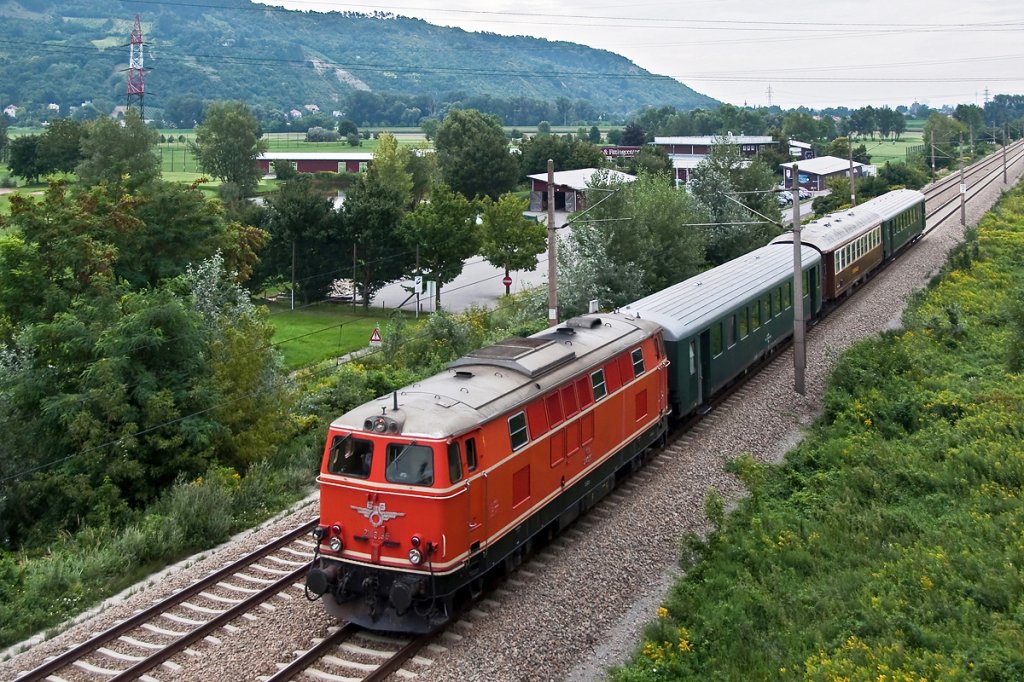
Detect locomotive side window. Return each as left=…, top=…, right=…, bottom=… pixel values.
left=631, top=348, right=645, bottom=377
left=591, top=370, right=608, bottom=400
left=509, top=411, right=530, bottom=451
left=465, top=438, right=478, bottom=472
left=385, top=443, right=434, bottom=486
left=327, top=435, right=374, bottom=478
left=447, top=442, right=463, bottom=484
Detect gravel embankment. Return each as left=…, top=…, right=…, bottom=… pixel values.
left=2, top=165, right=1021, bottom=682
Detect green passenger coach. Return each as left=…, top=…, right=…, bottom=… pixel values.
left=623, top=243, right=822, bottom=417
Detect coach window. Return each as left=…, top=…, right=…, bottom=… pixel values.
left=591, top=369, right=608, bottom=401
left=465, top=437, right=478, bottom=472
left=783, top=281, right=792, bottom=309
left=738, top=307, right=748, bottom=339
left=688, top=341, right=696, bottom=375
left=803, top=270, right=810, bottom=296
left=773, top=288, right=782, bottom=317
left=508, top=412, right=530, bottom=451
left=727, top=315, right=737, bottom=347
left=710, top=322, right=723, bottom=357
left=750, top=302, right=760, bottom=330
left=762, top=294, right=772, bottom=320
left=327, top=434, right=373, bottom=478
left=631, top=348, right=645, bottom=377
left=385, top=443, right=434, bottom=486
left=447, top=442, right=464, bottom=484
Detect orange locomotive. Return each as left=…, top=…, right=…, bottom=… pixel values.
left=305, top=313, right=670, bottom=632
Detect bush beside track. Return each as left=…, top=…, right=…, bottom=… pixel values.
left=615, top=187, right=1024, bottom=680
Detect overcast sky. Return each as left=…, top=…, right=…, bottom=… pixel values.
left=257, top=0, right=1024, bottom=110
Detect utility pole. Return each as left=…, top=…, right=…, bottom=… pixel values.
left=930, top=131, right=936, bottom=175
left=546, top=159, right=558, bottom=327
left=415, top=245, right=420, bottom=319
left=1004, top=123, right=1009, bottom=184
left=126, top=14, right=146, bottom=120
left=352, top=244, right=357, bottom=309
left=959, top=132, right=966, bottom=226
left=848, top=142, right=856, bottom=207
left=290, top=241, right=296, bottom=310
left=791, top=164, right=805, bottom=396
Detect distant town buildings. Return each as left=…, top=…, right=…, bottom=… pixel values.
left=526, top=168, right=635, bottom=212
left=653, top=135, right=778, bottom=185
left=3, top=104, right=17, bottom=118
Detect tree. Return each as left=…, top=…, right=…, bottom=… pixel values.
left=419, top=117, right=439, bottom=141
left=557, top=171, right=708, bottom=316
left=922, top=114, right=967, bottom=171
left=518, top=134, right=605, bottom=176
left=7, top=136, right=43, bottom=184
left=479, top=193, right=548, bottom=295
left=191, top=101, right=267, bottom=195
left=627, top=144, right=672, bottom=178
left=367, top=133, right=414, bottom=208
left=689, top=142, right=781, bottom=266
left=953, top=104, right=985, bottom=141
left=621, top=121, right=647, bottom=146
left=76, top=110, right=160, bottom=191
left=338, top=119, right=359, bottom=137
left=536, top=121, right=552, bottom=136
left=36, top=118, right=85, bottom=174
left=164, top=95, right=205, bottom=128
left=258, top=173, right=341, bottom=303
left=782, top=111, right=823, bottom=142
left=435, top=109, right=519, bottom=200
left=588, top=126, right=601, bottom=144
left=341, top=172, right=413, bottom=306
left=0, top=114, right=8, bottom=162
left=399, top=185, right=478, bottom=309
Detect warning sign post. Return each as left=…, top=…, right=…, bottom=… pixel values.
left=369, top=327, right=383, bottom=347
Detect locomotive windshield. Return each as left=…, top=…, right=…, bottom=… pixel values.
left=385, top=442, right=435, bottom=486
left=326, top=434, right=374, bottom=478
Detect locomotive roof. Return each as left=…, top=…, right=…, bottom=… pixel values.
left=771, top=189, right=925, bottom=252
left=330, top=314, right=662, bottom=439
left=620, top=243, right=821, bottom=342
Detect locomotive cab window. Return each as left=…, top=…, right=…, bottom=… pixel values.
left=385, top=443, right=434, bottom=486
left=447, top=442, right=464, bottom=484
left=465, top=437, right=478, bottom=472
left=509, top=411, right=530, bottom=450
left=630, top=348, right=645, bottom=377
left=327, top=435, right=374, bottom=478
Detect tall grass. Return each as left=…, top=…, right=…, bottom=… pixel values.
left=614, top=185, right=1024, bottom=680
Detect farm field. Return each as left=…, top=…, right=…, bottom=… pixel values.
left=852, top=132, right=924, bottom=165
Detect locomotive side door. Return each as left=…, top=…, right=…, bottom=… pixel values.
left=462, top=434, right=488, bottom=556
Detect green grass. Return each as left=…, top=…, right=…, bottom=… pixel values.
left=615, top=183, right=1024, bottom=680
left=852, top=133, right=924, bottom=165
left=264, top=300, right=407, bottom=369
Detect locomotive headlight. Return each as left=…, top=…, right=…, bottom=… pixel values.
left=408, top=547, right=423, bottom=565
left=312, top=525, right=326, bottom=541
left=330, top=536, right=343, bottom=552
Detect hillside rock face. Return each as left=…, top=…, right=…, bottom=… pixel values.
left=0, top=0, right=717, bottom=124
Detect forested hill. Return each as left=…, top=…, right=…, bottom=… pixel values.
left=0, top=0, right=718, bottom=124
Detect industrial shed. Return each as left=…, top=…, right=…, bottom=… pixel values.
left=779, top=155, right=866, bottom=192
left=527, top=168, right=635, bottom=212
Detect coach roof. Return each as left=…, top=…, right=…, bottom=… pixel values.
left=621, top=243, right=820, bottom=342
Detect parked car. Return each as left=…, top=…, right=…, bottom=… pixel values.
left=798, top=188, right=811, bottom=200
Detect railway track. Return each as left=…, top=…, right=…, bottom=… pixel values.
left=922, top=138, right=1024, bottom=228
left=16, top=520, right=318, bottom=682
left=264, top=623, right=438, bottom=681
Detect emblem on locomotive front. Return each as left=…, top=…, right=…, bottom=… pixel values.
left=352, top=501, right=405, bottom=528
